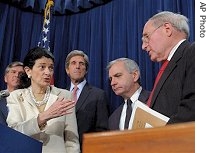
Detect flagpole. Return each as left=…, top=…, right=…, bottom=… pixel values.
left=38, top=0, right=55, bottom=85
left=38, top=0, right=54, bottom=51
left=46, top=0, right=54, bottom=85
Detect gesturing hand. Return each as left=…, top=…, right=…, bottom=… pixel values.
left=37, top=97, right=76, bottom=127
left=47, top=97, right=75, bottom=118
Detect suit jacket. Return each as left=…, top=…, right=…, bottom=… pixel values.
left=151, top=40, right=195, bottom=124
left=6, top=86, right=80, bottom=153
left=108, top=88, right=150, bottom=130
left=75, top=83, right=109, bottom=147
left=0, top=98, right=8, bottom=126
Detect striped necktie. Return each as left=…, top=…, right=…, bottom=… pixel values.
left=72, top=85, right=78, bottom=102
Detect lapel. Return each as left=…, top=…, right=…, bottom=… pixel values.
left=75, top=83, right=90, bottom=112
left=150, top=41, right=189, bottom=107
left=0, top=98, right=8, bottom=118
left=109, top=103, right=124, bottom=130
left=138, top=89, right=150, bottom=103
left=23, top=89, right=40, bottom=114
left=45, top=86, right=60, bottom=110
left=115, top=104, right=123, bottom=128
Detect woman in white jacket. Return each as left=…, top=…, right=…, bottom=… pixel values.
left=6, top=47, right=80, bottom=153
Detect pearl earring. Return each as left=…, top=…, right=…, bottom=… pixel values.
left=28, top=75, right=31, bottom=78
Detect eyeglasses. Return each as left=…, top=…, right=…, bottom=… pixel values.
left=142, top=25, right=163, bottom=43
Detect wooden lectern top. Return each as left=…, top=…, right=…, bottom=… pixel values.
left=83, top=122, right=195, bottom=153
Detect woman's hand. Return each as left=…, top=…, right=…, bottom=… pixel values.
left=37, top=97, right=75, bottom=128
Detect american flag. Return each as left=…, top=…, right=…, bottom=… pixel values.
left=38, top=0, right=54, bottom=85
left=38, top=0, right=54, bottom=51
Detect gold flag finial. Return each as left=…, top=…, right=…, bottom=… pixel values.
left=44, top=0, right=54, bottom=21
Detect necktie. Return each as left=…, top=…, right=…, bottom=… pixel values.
left=147, top=60, right=169, bottom=107
left=72, top=85, right=78, bottom=102
left=124, top=99, right=132, bottom=129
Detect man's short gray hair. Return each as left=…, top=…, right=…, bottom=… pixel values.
left=5, top=61, right=23, bottom=75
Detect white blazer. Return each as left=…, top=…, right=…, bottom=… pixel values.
left=6, top=86, right=80, bottom=153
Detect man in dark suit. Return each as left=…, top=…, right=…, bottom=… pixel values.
left=65, top=50, right=109, bottom=151
left=1, top=61, right=23, bottom=126
left=0, top=90, right=9, bottom=125
left=141, top=11, right=195, bottom=123
left=107, top=58, right=150, bottom=130
left=0, top=97, right=9, bottom=126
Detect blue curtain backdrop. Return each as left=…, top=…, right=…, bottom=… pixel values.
left=0, top=0, right=195, bottom=113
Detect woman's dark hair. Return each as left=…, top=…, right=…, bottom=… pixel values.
left=16, top=72, right=31, bottom=89
left=17, top=47, right=54, bottom=89
left=23, top=47, right=54, bottom=68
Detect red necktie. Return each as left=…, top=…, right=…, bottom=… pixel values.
left=147, top=60, right=169, bottom=107
left=72, top=85, right=78, bottom=102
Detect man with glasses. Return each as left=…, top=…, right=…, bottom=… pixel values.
left=141, top=11, right=195, bottom=124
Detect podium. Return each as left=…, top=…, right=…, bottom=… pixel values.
left=83, top=122, right=195, bottom=153
left=0, top=124, right=42, bottom=153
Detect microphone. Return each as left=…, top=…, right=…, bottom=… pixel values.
left=0, top=90, right=10, bottom=99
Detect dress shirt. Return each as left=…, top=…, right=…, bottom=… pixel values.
left=119, top=86, right=142, bottom=130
